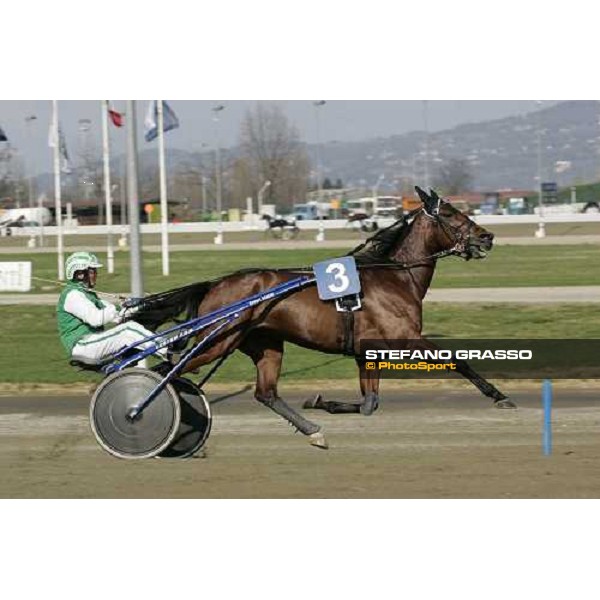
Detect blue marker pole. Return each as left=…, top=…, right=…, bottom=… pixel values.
left=542, top=379, right=553, bottom=456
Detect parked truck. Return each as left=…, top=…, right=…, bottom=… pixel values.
left=346, top=196, right=402, bottom=218
left=291, top=201, right=330, bottom=220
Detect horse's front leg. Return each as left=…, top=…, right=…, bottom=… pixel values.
left=452, top=358, right=517, bottom=409
left=408, top=338, right=517, bottom=409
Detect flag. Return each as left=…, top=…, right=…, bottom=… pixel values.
left=48, top=123, right=72, bottom=174
left=144, top=100, right=180, bottom=142
left=107, top=102, right=124, bottom=128
left=0, top=125, right=7, bottom=142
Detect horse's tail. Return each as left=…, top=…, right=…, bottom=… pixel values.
left=132, top=280, right=214, bottom=330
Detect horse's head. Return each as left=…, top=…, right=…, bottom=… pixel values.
left=415, top=186, right=494, bottom=260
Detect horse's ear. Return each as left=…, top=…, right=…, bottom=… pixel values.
left=415, top=185, right=438, bottom=215
left=429, top=189, right=441, bottom=202
left=415, top=186, right=430, bottom=204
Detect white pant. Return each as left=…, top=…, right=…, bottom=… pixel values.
left=71, top=321, right=167, bottom=365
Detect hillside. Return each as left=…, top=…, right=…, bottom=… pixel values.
left=316, top=100, right=600, bottom=192
left=32, top=100, right=600, bottom=197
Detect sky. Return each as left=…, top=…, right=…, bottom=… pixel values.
left=0, top=100, right=553, bottom=177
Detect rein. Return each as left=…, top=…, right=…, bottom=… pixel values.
left=354, top=246, right=458, bottom=271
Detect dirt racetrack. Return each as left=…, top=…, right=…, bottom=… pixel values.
left=2, top=387, right=600, bottom=498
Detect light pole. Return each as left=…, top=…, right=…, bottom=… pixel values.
left=51, top=100, right=65, bottom=280
left=193, top=141, right=209, bottom=218
left=212, top=104, right=225, bottom=244
left=535, top=100, right=545, bottom=238
left=25, top=114, right=38, bottom=247
left=201, top=176, right=208, bottom=216
left=257, top=179, right=271, bottom=216
left=313, top=100, right=326, bottom=242
left=24, top=115, right=37, bottom=209
left=422, top=100, right=430, bottom=190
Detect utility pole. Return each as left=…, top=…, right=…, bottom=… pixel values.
left=212, top=104, right=225, bottom=244
left=313, top=100, right=326, bottom=242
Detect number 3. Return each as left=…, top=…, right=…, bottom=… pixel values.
left=326, top=262, right=349, bottom=293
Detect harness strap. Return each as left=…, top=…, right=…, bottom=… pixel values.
left=336, top=296, right=357, bottom=357
left=342, top=310, right=355, bottom=356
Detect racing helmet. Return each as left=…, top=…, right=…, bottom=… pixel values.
left=65, top=252, right=103, bottom=281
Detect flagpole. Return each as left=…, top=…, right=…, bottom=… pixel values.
left=126, top=100, right=144, bottom=297
left=52, top=100, right=65, bottom=280
left=101, top=101, right=115, bottom=274
left=157, top=100, right=170, bottom=276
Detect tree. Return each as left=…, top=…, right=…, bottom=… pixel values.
left=0, top=146, right=27, bottom=206
left=433, top=158, right=474, bottom=195
left=237, top=102, right=310, bottom=211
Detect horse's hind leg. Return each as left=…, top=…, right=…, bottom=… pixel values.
left=239, top=335, right=328, bottom=449
left=357, top=358, right=381, bottom=415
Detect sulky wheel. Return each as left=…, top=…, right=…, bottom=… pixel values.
left=90, top=368, right=181, bottom=460
left=158, top=378, right=212, bottom=459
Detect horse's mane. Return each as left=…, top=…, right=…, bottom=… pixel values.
left=347, top=209, right=417, bottom=264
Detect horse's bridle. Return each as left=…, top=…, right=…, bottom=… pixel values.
left=378, top=203, right=476, bottom=269
left=421, top=202, right=477, bottom=259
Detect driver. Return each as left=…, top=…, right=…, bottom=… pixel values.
left=57, top=251, right=167, bottom=365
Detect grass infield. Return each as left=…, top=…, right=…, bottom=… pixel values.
left=1, top=244, right=599, bottom=295
left=1, top=303, right=596, bottom=386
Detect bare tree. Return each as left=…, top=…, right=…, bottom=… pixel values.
left=238, top=102, right=309, bottom=212
left=433, top=157, right=474, bottom=195
left=0, top=147, right=27, bottom=206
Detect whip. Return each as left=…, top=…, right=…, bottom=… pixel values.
left=31, top=276, right=131, bottom=301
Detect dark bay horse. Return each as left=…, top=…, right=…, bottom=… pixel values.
left=132, top=187, right=515, bottom=449
left=345, top=212, right=378, bottom=232
left=262, top=214, right=300, bottom=239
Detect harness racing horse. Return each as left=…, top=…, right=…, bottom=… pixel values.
left=262, top=214, right=300, bottom=240
left=346, top=212, right=378, bottom=232
left=132, top=187, right=515, bottom=449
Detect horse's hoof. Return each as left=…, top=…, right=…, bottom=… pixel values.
left=309, top=431, right=329, bottom=449
left=495, top=399, right=517, bottom=409
left=360, top=397, right=378, bottom=416
left=302, top=394, right=322, bottom=410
